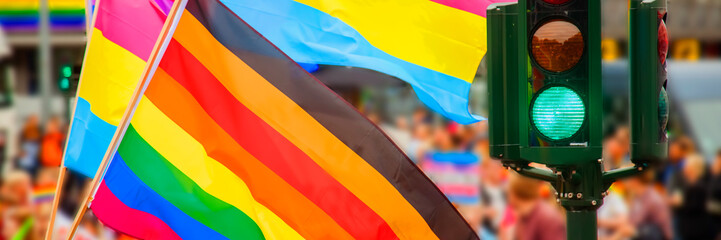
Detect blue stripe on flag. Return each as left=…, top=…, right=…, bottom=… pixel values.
left=63, top=97, right=116, bottom=177
left=220, top=0, right=484, bottom=124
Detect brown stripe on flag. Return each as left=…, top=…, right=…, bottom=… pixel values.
left=183, top=0, right=478, bottom=239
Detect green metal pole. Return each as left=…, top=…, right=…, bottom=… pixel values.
left=566, top=210, right=597, bottom=240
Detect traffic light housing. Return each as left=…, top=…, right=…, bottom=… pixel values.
left=488, top=3, right=522, bottom=163
left=629, top=0, right=668, bottom=164
left=488, top=0, right=602, bottom=166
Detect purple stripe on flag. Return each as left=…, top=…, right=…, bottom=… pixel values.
left=151, top=0, right=174, bottom=15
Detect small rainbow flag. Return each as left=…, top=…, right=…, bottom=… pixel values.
left=32, top=185, right=56, bottom=204
left=89, top=0, right=477, bottom=239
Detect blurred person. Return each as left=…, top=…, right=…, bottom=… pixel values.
left=624, top=171, right=673, bottom=240
left=407, top=123, right=432, bottom=163
left=479, top=158, right=507, bottom=239
left=506, top=173, right=566, bottom=240
left=432, top=126, right=455, bottom=152
left=381, top=116, right=413, bottom=155
left=707, top=149, right=721, bottom=239
left=666, top=154, right=711, bottom=240
left=659, top=136, right=695, bottom=186
left=1, top=171, right=33, bottom=240
left=668, top=154, right=711, bottom=240
left=411, top=107, right=431, bottom=126
left=603, top=126, right=632, bottom=170
left=40, top=116, right=64, bottom=167
left=32, top=200, right=53, bottom=240
left=17, top=115, right=41, bottom=176
left=0, top=171, right=32, bottom=209
left=365, top=112, right=381, bottom=125
left=597, top=184, right=632, bottom=240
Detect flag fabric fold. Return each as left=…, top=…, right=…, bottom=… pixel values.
left=218, top=0, right=508, bottom=124
left=89, top=0, right=478, bottom=239
left=62, top=0, right=169, bottom=177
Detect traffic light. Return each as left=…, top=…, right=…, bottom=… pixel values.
left=488, top=0, right=603, bottom=166
left=629, top=0, right=668, bottom=164
left=522, top=0, right=602, bottom=166
left=58, top=64, right=72, bottom=92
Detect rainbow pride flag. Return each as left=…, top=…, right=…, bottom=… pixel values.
left=220, top=0, right=512, bottom=124
left=0, top=0, right=85, bottom=31
left=90, top=0, right=477, bottom=238
left=62, top=0, right=169, bottom=177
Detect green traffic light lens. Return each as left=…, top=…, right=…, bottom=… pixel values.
left=531, top=86, right=585, bottom=140
left=62, top=66, right=72, bottom=78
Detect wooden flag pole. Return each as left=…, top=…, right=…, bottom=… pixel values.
left=45, top=166, right=66, bottom=239
left=45, top=0, right=102, bottom=238
left=64, top=0, right=187, bottom=238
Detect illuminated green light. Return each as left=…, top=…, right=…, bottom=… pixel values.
left=62, top=65, right=72, bottom=78
left=531, top=86, right=585, bottom=140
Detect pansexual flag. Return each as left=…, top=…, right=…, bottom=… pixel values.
left=62, top=0, right=169, bottom=177
left=220, top=0, right=511, bottom=124
left=90, top=0, right=477, bottom=239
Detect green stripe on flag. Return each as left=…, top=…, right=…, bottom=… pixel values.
left=118, top=125, right=265, bottom=240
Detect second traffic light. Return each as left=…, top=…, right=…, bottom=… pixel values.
left=59, top=64, right=72, bottom=92
left=629, top=0, right=668, bottom=164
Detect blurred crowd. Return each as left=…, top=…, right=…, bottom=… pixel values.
left=374, top=108, right=721, bottom=240
left=0, top=115, right=117, bottom=240
left=1, top=109, right=720, bottom=240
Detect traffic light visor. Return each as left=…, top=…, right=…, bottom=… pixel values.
left=531, top=20, right=584, bottom=73
left=531, top=86, right=586, bottom=141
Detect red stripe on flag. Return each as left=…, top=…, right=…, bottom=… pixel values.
left=145, top=69, right=354, bottom=239
left=154, top=39, right=397, bottom=240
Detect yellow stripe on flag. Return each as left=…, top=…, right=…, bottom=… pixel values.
left=131, top=96, right=305, bottom=240
left=174, top=12, right=438, bottom=240
left=295, top=0, right=486, bottom=82
left=77, top=28, right=146, bottom=125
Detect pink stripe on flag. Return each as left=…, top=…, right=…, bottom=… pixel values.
left=91, top=182, right=182, bottom=240
left=94, top=0, right=167, bottom=59
left=430, top=0, right=516, bottom=17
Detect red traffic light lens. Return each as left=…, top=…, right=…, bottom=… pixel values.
left=658, top=19, right=668, bottom=64
left=542, top=0, right=571, bottom=4
left=531, top=20, right=584, bottom=73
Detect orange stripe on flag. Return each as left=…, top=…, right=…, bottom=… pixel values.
left=172, top=11, right=438, bottom=239
left=145, top=69, right=354, bottom=240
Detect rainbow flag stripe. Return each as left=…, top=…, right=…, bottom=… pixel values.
left=62, top=0, right=169, bottom=177
left=91, top=0, right=477, bottom=239
left=0, top=0, right=85, bottom=31
left=219, top=0, right=511, bottom=124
